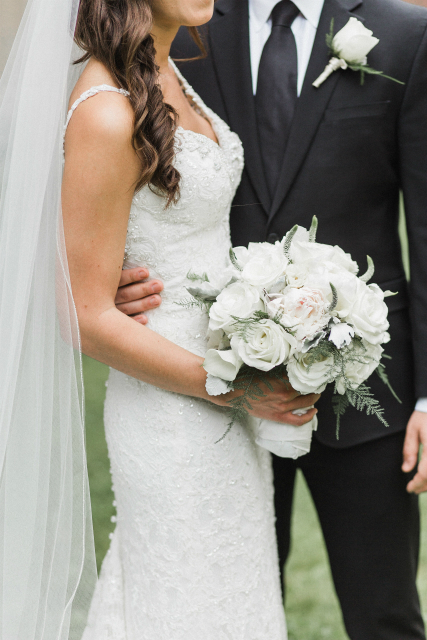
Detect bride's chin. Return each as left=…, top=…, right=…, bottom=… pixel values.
left=181, top=1, right=215, bottom=27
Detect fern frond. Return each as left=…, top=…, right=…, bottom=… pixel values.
left=332, top=392, right=349, bottom=439
left=376, top=363, right=401, bottom=404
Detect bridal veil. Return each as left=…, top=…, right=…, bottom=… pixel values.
left=0, top=0, right=97, bottom=637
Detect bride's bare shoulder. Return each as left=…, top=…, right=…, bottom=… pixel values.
left=66, top=58, right=135, bottom=153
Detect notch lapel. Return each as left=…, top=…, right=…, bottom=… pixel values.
left=268, top=0, right=363, bottom=224
left=209, top=0, right=271, bottom=213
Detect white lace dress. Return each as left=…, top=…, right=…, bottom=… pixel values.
left=67, top=62, right=287, bottom=640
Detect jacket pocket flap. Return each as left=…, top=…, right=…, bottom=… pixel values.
left=324, top=101, right=391, bottom=122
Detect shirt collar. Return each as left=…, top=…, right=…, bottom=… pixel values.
left=249, top=0, right=324, bottom=31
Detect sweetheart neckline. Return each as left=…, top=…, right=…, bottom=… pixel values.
left=176, top=125, right=221, bottom=149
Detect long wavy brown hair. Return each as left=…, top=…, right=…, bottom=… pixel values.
left=74, top=0, right=205, bottom=206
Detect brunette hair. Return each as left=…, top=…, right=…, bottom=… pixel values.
left=74, top=0, right=205, bottom=206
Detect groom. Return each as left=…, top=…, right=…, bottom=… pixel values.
left=115, top=0, right=427, bottom=637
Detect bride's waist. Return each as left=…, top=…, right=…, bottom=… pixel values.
left=145, top=302, right=209, bottom=357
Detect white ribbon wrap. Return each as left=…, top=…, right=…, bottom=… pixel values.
left=255, top=411, right=318, bottom=459
left=313, top=57, right=349, bottom=88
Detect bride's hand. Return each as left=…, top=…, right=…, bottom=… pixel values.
left=213, top=377, right=320, bottom=426
left=115, top=267, right=163, bottom=324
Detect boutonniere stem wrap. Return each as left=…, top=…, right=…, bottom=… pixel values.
left=313, top=17, right=404, bottom=88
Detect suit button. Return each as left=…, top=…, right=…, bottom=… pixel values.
left=267, top=232, right=280, bottom=244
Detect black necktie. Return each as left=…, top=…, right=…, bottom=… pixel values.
left=255, top=0, right=300, bottom=198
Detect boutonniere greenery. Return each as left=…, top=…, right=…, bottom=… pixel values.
left=313, top=18, right=404, bottom=88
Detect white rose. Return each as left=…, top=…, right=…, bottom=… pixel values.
left=286, top=262, right=309, bottom=288
left=349, top=282, right=390, bottom=345
left=266, top=286, right=330, bottom=342
left=209, top=282, right=264, bottom=333
left=304, top=269, right=362, bottom=319
left=206, top=328, right=230, bottom=350
left=333, top=17, right=379, bottom=65
left=289, top=241, right=358, bottom=276
left=341, top=340, right=384, bottom=390
left=230, top=320, right=297, bottom=372
left=287, top=352, right=336, bottom=394
left=233, top=242, right=288, bottom=289
left=203, top=348, right=243, bottom=382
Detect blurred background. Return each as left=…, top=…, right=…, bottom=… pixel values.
left=1, top=0, right=426, bottom=638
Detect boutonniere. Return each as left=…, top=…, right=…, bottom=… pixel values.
left=313, top=18, right=404, bottom=88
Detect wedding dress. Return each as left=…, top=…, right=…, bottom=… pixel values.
left=66, top=62, right=287, bottom=640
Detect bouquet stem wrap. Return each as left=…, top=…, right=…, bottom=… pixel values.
left=256, top=413, right=317, bottom=460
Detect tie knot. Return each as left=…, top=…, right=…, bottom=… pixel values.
left=271, top=0, right=299, bottom=28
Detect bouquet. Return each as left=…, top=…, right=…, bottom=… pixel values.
left=181, top=217, right=398, bottom=459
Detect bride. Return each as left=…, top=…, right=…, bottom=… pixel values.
left=0, top=0, right=319, bottom=637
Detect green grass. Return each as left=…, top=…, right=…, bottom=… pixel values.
left=83, top=354, right=427, bottom=637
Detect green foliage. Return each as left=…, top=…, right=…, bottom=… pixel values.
left=325, top=18, right=335, bottom=53
left=283, top=224, right=299, bottom=261
left=229, top=247, right=242, bottom=271
left=308, top=215, right=318, bottom=243
left=359, top=255, right=375, bottom=283
left=376, top=362, right=402, bottom=404
left=177, top=295, right=214, bottom=313
left=328, top=283, right=338, bottom=313
left=216, top=365, right=289, bottom=444
left=186, top=270, right=209, bottom=283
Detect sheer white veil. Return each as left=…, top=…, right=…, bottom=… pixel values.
left=0, top=0, right=97, bottom=638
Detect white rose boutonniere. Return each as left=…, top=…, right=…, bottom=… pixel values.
left=313, top=18, right=404, bottom=88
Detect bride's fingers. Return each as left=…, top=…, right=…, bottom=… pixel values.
left=277, top=407, right=318, bottom=426
left=283, top=393, right=321, bottom=412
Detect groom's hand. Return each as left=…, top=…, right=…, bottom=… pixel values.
left=402, top=411, right=427, bottom=494
left=115, top=267, right=163, bottom=324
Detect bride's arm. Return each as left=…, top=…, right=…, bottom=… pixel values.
left=62, top=93, right=319, bottom=424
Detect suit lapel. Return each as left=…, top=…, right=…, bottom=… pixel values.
left=268, top=0, right=363, bottom=223
left=209, top=0, right=271, bottom=213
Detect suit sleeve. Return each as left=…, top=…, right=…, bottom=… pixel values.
left=398, top=23, right=427, bottom=398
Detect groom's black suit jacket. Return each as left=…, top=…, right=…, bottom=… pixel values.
left=171, top=0, right=427, bottom=447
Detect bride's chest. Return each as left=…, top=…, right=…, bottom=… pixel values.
left=129, top=126, right=243, bottom=233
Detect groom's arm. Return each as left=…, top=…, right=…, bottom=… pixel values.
left=398, top=22, right=427, bottom=493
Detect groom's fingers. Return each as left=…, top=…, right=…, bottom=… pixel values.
left=115, top=280, right=163, bottom=306
left=403, top=411, right=427, bottom=493
left=118, top=267, right=149, bottom=288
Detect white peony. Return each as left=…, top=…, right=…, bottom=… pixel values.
left=333, top=17, right=379, bottom=65
left=266, top=286, right=330, bottom=342
left=230, top=320, right=297, bottom=372
left=209, top=281, right=264, bottom=333
left=349, top=282, right=390, bottom=345
left=287, top=352, right=336, bottom=394
left=203, top=348, right=243, bottom=382
left=233, top=241, right=288, bottom=289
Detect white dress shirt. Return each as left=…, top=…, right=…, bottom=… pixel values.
left=249, top=0, right=324, bottom=95
left=248, top=0, right=426, bottom=414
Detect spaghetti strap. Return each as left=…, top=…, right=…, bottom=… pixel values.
left=63, top=84, right=130, bottom=147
